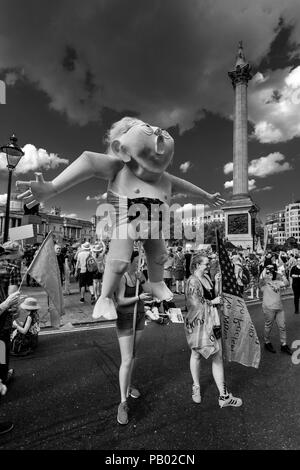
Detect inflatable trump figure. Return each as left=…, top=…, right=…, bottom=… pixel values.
left=17, top=117, right=224, bottom=320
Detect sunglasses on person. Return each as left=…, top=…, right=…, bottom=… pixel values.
left=265, top=270, right=274, bottom=275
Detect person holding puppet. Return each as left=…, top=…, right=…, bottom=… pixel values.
left=17, top=117, right=224, bottom=321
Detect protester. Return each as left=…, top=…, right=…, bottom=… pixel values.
left=11, top=297, right=40, bottom=356
left=141, top=250, right=148, bottom=280
left=290, top=256, right=300, bottom=314
left=184, top=253, right=242, bottom=408
left=91, top=243, right=106, bottom=300
left=287, top=254, right=297, bottom=283
left=114, top=250, right=152, bottom=425
left=75, top=242, right=95, bottom=304
left=70, top=247, right=77, bottom=275
left=259, top=266, right=292, bottom=354
left=23, top=245, right=35, bottom=287
left=247, top=253, right=260, bottom=300
left=0, top=242, right=22, bottom=294
left=0, top=378, right=13, bottom=435
left=184, top=248, right=193, bottom=280
left=278, top=252, right=288, bottom=277
left=55, top=244, right=65, bottom=285
left=232, top=254, right=245, bottom=294
left=163, top=249, right=174, bottom=290
left=63, top=248, right=72, bottom=295
left=263, top=252, right=277, bottom=273
left=0, top=243, right=22, bottom=384
left=0, top=291, right=20, bottom=385
left=209, top=253, right=220, bottom=287
left=173, top=246, right=186, bottom=294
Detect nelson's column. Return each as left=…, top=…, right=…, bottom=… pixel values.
left=222, top=41, right=259, bottom=250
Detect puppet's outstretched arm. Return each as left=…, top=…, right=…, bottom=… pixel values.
left=16, top=152, right=124, bottom=208
left=167, top=173, right=225, bottom=207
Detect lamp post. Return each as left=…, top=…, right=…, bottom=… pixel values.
left=1, top=134, right=24, bottom=242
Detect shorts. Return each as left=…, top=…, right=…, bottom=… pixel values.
left=174, top=269, right=184, bottom=281
left=116, top=311, right=145, bottom=338
left=93, top=272, right=103, bottom=280
left=79, top=272, right=93, bottom=289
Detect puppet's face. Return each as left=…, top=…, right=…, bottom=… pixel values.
left=117, top=122, right=174, bottom=174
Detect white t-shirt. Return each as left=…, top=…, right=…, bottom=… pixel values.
left=76, top=250, right=90, bottom=273
left=260, top=279, right=287, bottom=310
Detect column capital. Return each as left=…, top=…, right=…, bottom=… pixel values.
left=228, top=63, right=252, bottom=88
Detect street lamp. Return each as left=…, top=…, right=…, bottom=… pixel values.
left=0, top=134, right=24, bottom=242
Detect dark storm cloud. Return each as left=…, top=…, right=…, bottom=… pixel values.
left=0, top=0, right=300, bottom=133
left=62, top=46, right=78, bottom=72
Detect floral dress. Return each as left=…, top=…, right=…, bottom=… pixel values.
left=184, top=274, right=221, bottom=359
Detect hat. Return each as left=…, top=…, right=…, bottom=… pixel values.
left=81, top=242, right=91, bottom=250
left=2, top=241, right=21, bottom=254
left=92, top=242, right=105, bottom=253
left=20, top=297, right=40, bottom=311
left=0, top=241, right=22, bottom=258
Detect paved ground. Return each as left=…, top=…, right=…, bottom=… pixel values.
left=20, top=281, right=99, bottom=328
left=19, top=280, right=294, bottom=329
left=0, top=297, right=299, bottom=451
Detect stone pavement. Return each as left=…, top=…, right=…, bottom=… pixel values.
left=1, top=296, right=299, bottom=451
left=20, top=282, right=100, bottom=329
left=19, top=280, right=294, bottom=331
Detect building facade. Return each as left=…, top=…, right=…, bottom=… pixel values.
left=0, top=195, right=95, bottom=244
left=285, top=202, right=300, bottom=243
left=182, top=208, right=225, bottom=227
left=265, top=210, right=286, bottom=246
left=265, top=201, right=300, bottom=246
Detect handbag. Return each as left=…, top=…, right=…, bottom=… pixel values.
left=11, top=332, right=27, bottom=355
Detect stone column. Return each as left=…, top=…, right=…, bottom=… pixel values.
left=228, top=41, right=252, bottom=198
left=233, top=82, right=248, bottom=195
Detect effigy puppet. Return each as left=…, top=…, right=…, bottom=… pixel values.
left=17, top=117, right=224, bottom=320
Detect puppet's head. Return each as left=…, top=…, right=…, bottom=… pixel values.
left=106, top=117, right=174, bottom=175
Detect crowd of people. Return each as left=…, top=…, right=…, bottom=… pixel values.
left=114, top=245, right=300, bottom=425
left=0, top=237, right=299, bottom=432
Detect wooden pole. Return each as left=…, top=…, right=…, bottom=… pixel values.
left=132, top=241, right=143, bottom=359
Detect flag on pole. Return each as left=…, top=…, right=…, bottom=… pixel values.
left=216, top=230, right=260, bottom=368
left=263, top=226, right=269, bottom=252
left=26, top=232, right=65, bottom=315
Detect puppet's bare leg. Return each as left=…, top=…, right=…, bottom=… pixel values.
left=92, top=236, right=134, bottom=319
left=143, top=239, right=173, bottom=301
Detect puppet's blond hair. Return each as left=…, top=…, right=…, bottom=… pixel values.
left=104, top=116, right=143, bottom=153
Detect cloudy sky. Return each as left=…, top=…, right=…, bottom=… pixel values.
left=0, top=0, right=300, bottom=221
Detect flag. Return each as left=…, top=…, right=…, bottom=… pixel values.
left=216, top=230, right=260, bottom=368
left=26, top=232, right=65, bottom=315
left=263, top=226, right=269, bottom=252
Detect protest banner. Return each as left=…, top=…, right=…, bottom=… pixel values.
left=216, top=230, right=261, bottom=368
left=9, top=224, right=34, bottom=241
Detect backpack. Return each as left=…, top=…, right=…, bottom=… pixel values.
left=97, top=255, right=106, bottom=274
left=175, top=252, right=185, bottom=269
left=249, top=260, right=259, bottom=277
left=86, top=254, right=98, bottom=273
left=242, top=266, right=250, bottom=286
